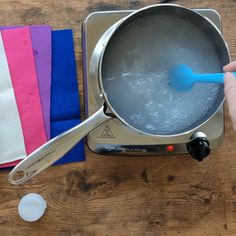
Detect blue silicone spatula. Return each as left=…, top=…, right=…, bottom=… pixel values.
left=170, top=64, right=234, bottom=91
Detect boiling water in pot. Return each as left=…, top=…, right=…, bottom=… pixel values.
left=102, top=14, right=222, bottom=135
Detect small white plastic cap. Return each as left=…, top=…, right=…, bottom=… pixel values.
left=18, top=193, right=47, bottom=222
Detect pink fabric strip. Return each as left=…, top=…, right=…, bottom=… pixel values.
left=0, top=160, right=20, bottom=168
left=2, top=27, right=47, bottom=154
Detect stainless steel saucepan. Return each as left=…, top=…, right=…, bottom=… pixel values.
left=8, top=4, right=230, bottom=185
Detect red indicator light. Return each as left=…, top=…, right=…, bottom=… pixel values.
left=166, top=145, right=174, bottom=152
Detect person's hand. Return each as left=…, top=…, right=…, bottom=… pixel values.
left=224, top=61, right=236, bottom=131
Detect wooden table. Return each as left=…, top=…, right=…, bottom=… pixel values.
left=1, top=0, right=236, bottom=235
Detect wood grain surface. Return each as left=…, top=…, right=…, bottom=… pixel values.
left=1, top=0, right=236, bottom=235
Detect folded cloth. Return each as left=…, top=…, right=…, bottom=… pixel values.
left=0, top=29, right=84, bottom=168
left=51, top=29, right=85, bottom=164
left=0, top=25, right=52, bottom=140
left=2, top=27, right=47, bottom=155
left=0, top=26, right=51, bottom=168
left=0, top=32, right=27, bottom=165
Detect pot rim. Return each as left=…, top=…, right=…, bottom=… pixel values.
left=97, top=3, right=230, bottom=138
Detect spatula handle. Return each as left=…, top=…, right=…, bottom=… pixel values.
left=195, top=72, right=236, bottom=84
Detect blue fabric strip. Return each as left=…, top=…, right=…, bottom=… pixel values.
left=51, top=29, right=85, bottom=164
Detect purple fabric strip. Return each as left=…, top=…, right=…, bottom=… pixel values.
left=0, top=25, right=51, bottom=140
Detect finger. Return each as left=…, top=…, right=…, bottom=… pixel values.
left=224, top=72, right=236, bottom=95
left=224, top=72, right=236, bottom=131
left=223, top=61, right=236, bottom=72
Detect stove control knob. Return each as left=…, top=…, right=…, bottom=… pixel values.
left=186, top=132, right=210, bottom=161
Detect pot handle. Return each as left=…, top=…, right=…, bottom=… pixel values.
left=8, top=106, right=112, bottom=185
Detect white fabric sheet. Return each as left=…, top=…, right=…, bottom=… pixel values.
left=0, top=33, right=26, bottom=164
